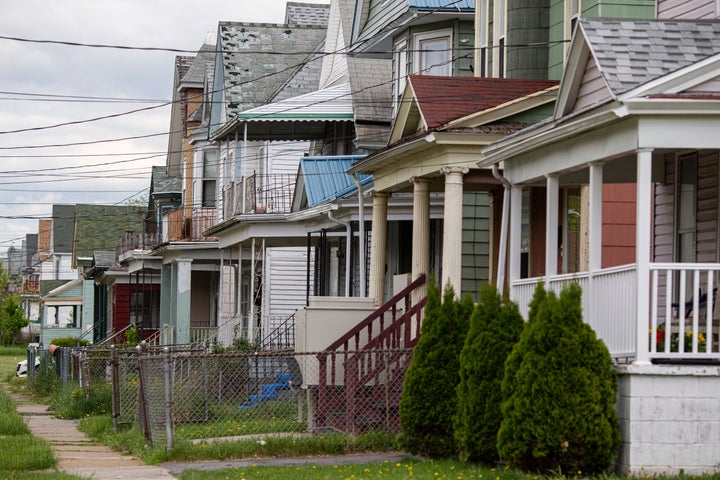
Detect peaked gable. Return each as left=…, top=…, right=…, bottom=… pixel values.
left=557, top=17, right=720, bottom=117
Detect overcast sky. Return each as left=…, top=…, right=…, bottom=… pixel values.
left=0, top=0, right=328, bottom=256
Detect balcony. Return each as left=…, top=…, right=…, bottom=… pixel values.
left=116, top=232, right=161, bottom=259
left=223, top=174, right=295, bottom=220
left=511, top=263, right=720, bottom=363
left=164, top=208, right=218, bottom=242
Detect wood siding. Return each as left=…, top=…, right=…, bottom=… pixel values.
left=657, top=0, right=717, bottom=19
left=461, top=192, right=490, bottom=299
left=573, top=55, right=610, bottom=113
left=602, top=184, right=636, bottom=267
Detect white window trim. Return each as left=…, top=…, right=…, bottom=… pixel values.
left=394, top=39, right=408, bottom=113
left=494, top=0, right=506, bottom=77
left=413, top=28, right=453, bottom=76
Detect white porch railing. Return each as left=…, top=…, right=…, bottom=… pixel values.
left=190, top=326, right=219, bottom=346
left=512, top=264, right=637, bottom=358
left=649, top=263, right=719, bottom=359
left=512, top=263, right=720, bottom=361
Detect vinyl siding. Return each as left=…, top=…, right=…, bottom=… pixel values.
left=688, top=76, right=720, bottom=93
left=573, top=56, right=610, bottom=112
left=461, top=192, right=490, bottom=299
left=264, top=247, right=313, bottom=333
left=657, top=0, right=717, bottom=19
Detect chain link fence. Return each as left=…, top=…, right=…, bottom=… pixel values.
left=27, top=343, right=414, bottom=451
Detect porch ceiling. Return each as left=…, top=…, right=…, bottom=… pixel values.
left=500, top=110, right=720, bottom=185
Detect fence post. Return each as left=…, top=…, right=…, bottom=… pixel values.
left=110, top=345, right=120, bottom=432
left=27, top=346, right=36, bottom=383
left=61, top=348, right=70, bottom=388
left=163, top=347, right=174, bottom=452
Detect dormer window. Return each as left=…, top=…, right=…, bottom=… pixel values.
left=394, top=40, right=408, bottom=113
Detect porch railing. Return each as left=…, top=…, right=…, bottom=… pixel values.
left=190, top=326, right=218, bottom=346
left=222, top=174, right=296, bottom=219
left=511, top=263, right=720, bottom=361
left=649, top=263, right=719, bottom=359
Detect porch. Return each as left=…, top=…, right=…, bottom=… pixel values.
left=514, top=263, right=720, bottom=363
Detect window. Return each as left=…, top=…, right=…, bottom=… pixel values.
left=496, top=0, right=506, bottom=78
left=676, top=154, right=697, bottom=264
left=477, top=0, right=487, bottom=77
left=569, top=0, right=581, bottom=38
left=394, top=40, right=408, bottom=113
left=202, top=150, right=217, bottom=208
left=130, top=289, right=159, bottom=330
left=414, top=30, right=452, bottom=76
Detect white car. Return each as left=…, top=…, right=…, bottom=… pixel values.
left=16, top=357, right=41, bottom=377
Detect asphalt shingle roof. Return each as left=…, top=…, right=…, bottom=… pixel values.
left=408, top=75, right=559, bottom=130
left=216, top=20, right=328, bottom=122
left=73, top=205, right=145, bottom=260
left=150, top=166, right=182, bottom=195
left=181, top=43, right=216, bottom=86
left=580, top=17, right=720, bottom=95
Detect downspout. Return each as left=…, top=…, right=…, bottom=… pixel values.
left=242, top=124, right=247, bottom=214
left=327, top=210, right=352, bottom=297
left=492, top=164, right=511, bottom=292
left=352, top=173, right=366, bottom=297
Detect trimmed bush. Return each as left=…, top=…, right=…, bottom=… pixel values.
left=399, top=278, right=472, bottom=458
left=455, top=284, right=524, bottom=464
left=498, top=283, right=620, bottom=473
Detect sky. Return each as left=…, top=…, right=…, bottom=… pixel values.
left=0, top=0, right=328, bottom=256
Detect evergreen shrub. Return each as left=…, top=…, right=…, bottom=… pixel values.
left=455, top=283, right=524, bottom=464
left=497, top=282, right=621, bottom=473
left=399, top=278, right=472, bottom=458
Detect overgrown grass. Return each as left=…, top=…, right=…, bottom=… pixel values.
left=0, top=345, right=28, bottom=382
left=50, top=381, right=111, bottom=419
left=0, top=471, right=85, bottom=480
left=0, top=388, right=56, bottom=471
left=78, top=413, right=400, bottom=465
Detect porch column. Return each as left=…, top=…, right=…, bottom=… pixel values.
left=545, top=174, right=559, bottom=277
left=369, top=191, right=390, bottom=306
left=174, top=259, right=193, bottom=345
left=635, top=149, right=653, bottom=365
left=589, top=162, right=604, bottom=272
left=411, top=176, right=431, bottom=302
left=160, top=264, right=172, bottom=344
left=442, top=166, right=469, bottom=296
left=508, top=185, right=523, bottom=299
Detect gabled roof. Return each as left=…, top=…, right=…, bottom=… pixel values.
left=299, top=155, right=371, bottom=207
left=180, top=43, right=216, bottom=88
left=556, top=17, right=720, bottom=117
left=149, top=166, right=182, bottom=197
left=390, top=75, right=558, bottom=144
left=52, top=205, right=76, bottom=254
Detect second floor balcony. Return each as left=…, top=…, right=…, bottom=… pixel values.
left=223, top=173, right=295, bottom=220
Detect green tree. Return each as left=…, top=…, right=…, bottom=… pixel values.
left=498, top=283, right=621, bottom=473
left=399, top=278, right=472, bottom=458
left=455, top=283, right=524, bottom=464
left=0, top=294, right=29, bottom=345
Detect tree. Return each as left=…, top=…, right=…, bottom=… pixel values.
left=455, top=283, right=524, bottom=464
left=399, top=278, right=473, bottom=458
left=498, top=283, right=621, bottom=473
left=0, top=294, right=29, bottom=345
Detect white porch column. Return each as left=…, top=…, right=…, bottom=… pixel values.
left=369, top=192, right=390, bottom=306
left=545, top=174, right=559, bottom=277
left=635, top=149, right=653, bottom=365
left=441, top=166, right=469, bottom=296
left=589, top=162, right=604, bottom=272
left=412, top=177, right=431, bottom=302
left=174, top=258, right=193, bottom=345
left=508, top=185, right=523, bottom=300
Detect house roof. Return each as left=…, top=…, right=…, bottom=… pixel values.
left=300, top=155, right=371, bottom=207
left=149, top=166, right=182, bottom=196
left=407, top=75, right=559, bottom=131
left=72, top=205, right=145, bottom=265
left=52, top=204, right=76, bottom=254
left=180, top=43, right=216, bottom=87
left=237, top=82, right=353, bottom=120
left=285, top=1, right=331, bottom=26
left=212, top=14, right=328, bottom=132
left=580, top=17, right=720, bottom=97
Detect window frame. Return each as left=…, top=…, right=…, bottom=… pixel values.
left=413, top=28, right=453, bottom=76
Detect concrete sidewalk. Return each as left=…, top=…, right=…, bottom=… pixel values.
left=4, top=383, right=176, bottom=479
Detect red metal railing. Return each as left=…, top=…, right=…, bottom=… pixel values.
left=316, top=274, right=427, bottom=433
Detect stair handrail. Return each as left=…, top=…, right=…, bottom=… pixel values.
left=258, top=312, right=296, bottom=351
left=323, top=274, right=426, bottom=353
left=94, top=323, right=133, bottom=347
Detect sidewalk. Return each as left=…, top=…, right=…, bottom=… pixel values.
left=3, top=382, right=176, bottom=479
left=4, top=381, right=412, bottom=478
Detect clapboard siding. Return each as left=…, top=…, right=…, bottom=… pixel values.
left=653, top=157, right=676, bottom=263
left=265, top=142, right=310, bottom=175
left=657, top=0, right=716, bottom=19
left=574, top=56, right=610, bottom=113
left=265, top=247, right=313, bottom=323
left=697, top=152, right=718, bottom=263
left=688, top=76, right=720, bottom=92
left=461, top=192, right=490, bottom=299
